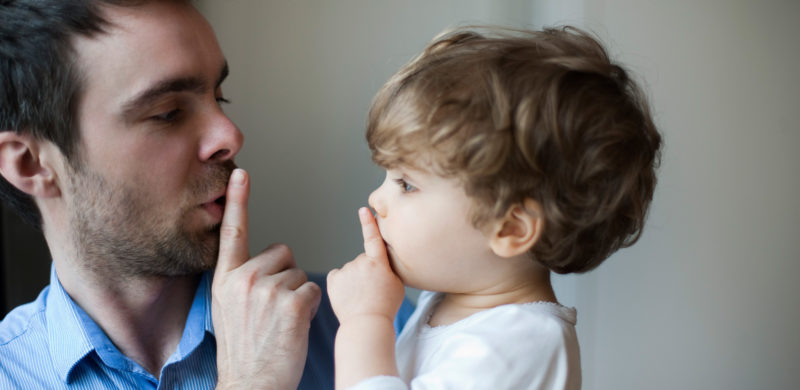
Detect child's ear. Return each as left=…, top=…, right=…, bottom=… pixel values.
left=489, top=198, right=545, bottom=258
left=0, top=131, right=62, bottom=198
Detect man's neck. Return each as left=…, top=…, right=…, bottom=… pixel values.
left=52, top=256, right=200, bottom=379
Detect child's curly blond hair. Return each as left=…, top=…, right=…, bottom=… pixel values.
left=366, top=26, right=662, bottom=273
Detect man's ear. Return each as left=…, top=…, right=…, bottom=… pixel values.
left=489, top=198, right=545, bottom=258
left=0, top=131, right=61, bottom=198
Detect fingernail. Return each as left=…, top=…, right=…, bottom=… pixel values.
left=358, top=207, right=370, bottom=221
left=232, top=169, right=246, bottom=186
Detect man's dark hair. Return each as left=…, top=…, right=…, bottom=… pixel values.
left=0, top=0, right=151, bottom=229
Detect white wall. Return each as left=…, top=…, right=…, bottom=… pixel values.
left=197, top=1, right=800, bottom=388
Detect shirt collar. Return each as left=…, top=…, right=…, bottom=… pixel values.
left=44, top=265, right=216, bottom=383
left=171, top=271, right=215, bottom=361
left=45, top=264, right=95, bottom=383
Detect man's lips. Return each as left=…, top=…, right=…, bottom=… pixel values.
left=200, top=191, right=227, bottom=222
left=203, top=188, right=227, bottom=206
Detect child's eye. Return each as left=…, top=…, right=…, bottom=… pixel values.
left=216, top=96, right=231, bottom=105
left=393, top=178, right=417, bottom=193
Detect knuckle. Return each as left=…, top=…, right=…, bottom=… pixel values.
left=365, top=237, right=383, bottom=248
left=255, top=279, right=281, bottom=300
left=289, top=268, right=308, bottom=283
left=220, top=224, right=244, bottom=240
left=266, top=243, right=292, bottom=256
left=243, top=267, right=260, bottom=286
left=229, top=268, right=258, bottom=295
left=327, top=271, right=340, bottom=287
left=307, top=282, right=322, bottom=298
left=283, top=293, right=311, bottom=316
left=261, top=244, right=296, bottom=266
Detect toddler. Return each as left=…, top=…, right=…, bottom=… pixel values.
left=327, top=26, right=662, bottom=389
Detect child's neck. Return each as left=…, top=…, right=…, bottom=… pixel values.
left=428, top=268, right=557, bottom=327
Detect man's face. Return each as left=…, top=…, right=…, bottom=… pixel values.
left=66, top=1, right=242, bottom=278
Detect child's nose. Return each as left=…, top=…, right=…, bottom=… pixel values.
left=368, top=188, right=386, bottom=218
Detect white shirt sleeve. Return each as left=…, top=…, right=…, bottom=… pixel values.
left=347, top=375, right=408, bottom=390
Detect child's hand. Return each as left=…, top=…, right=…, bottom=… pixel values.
left=327, top=207, right=405, bottom=325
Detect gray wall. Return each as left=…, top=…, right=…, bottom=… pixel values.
left=195, top=0, right=535, bottom=274
left=198, top=1, right=800, bottom=389
left=575, top=1, right=800, bottom=388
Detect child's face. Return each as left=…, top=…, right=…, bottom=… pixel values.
left=368, top=166, right=501, bottom=293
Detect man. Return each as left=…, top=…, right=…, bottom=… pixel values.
left=0, top=0, right=342, bottom=388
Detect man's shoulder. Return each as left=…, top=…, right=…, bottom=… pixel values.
left=0, top=287, right=55, bottom=386
left=0, top=286, right=49, bottom=346
left=298, top=272, right=336, bottom=390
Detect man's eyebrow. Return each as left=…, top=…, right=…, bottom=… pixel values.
left=121, top=77, right=204, bottom=119
left=121, top=61, right=229, bottom=119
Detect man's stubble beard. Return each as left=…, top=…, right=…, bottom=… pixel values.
left=67, top=160, right=235, bottom=281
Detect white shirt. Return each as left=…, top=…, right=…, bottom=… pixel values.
left=349, top=291, right=581, bottom=390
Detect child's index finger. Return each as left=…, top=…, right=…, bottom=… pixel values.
left=359, top=207, right=388, bottom=260
left=216, top=168, right=250, bottom=273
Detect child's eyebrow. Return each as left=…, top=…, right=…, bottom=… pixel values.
left=401, top=171, right=424, bottom=184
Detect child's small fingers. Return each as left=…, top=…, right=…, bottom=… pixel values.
left=359, top=207, right=388, bottom=260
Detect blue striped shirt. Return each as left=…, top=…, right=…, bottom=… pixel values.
left=0, top=265, right=351, bottom=389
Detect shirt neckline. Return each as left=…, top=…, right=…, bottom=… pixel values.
left=418, top=292, right=578, bottom=337
left=44, top=264, right=214, bottom=384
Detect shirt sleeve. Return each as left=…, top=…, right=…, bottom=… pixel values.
left=348, top=376, right=409, bottom=390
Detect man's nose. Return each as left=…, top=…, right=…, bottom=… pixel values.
left=368, top=187, right=386, bottom=218
left=199, top=110, right=243, bottom=162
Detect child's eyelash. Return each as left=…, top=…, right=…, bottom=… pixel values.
left=393, top=178, right=417, bottom=193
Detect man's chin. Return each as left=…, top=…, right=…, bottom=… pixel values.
left=205, top=222, right=222, bottom=237
left=154, top=228, right=221, bottom=276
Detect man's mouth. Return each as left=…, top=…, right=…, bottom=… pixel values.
left=213, top=195, right=226, bottom=207
left=200, top=194, right=227, bottom=222
left=202, top=190, right=227, bottom=207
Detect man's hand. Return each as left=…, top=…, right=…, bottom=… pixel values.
left=212, top=169, right=322, bottom=390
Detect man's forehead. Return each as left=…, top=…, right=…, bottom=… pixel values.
left=71, top=1, right=223, bottom=109
left=74, top=1, right=207, bottom=52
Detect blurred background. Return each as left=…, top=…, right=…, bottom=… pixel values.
left=2, top=0, right=798, bottom=388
